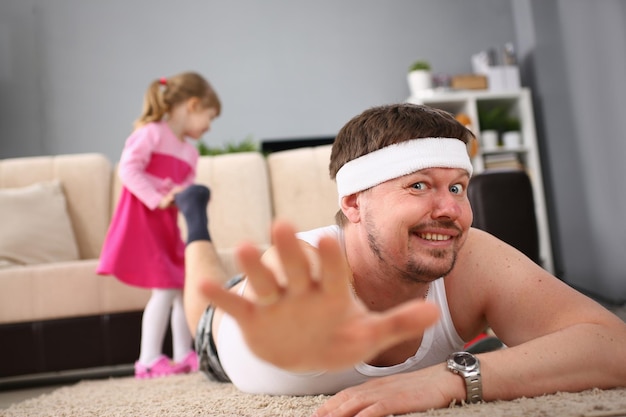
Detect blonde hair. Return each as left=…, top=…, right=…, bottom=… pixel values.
left=133, top=71, right=221, bottom=129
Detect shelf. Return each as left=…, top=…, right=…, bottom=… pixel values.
left=481, top=146, right=528, bottom=155
left=409, top=88, right=527, bottom=101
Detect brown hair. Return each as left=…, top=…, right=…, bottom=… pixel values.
left=330, top=103, right=474, bottom=225
left=133, top=71, right=221, bottom=129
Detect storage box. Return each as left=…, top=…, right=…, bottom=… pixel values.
left=481, top=66, right=521, bottom=91
left=451, top=74, right=488, bottom=90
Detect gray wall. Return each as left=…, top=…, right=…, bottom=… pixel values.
left=515, top=0, right=626, bottom=302
left=1, top=0, right=625, bottom=303
left=0, top=0, right=515, bottom=161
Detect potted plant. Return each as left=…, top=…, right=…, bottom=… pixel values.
left=477, top=106, right=507, bottom=150
left=407, top=60, right=432, bottom=96
left=478, top=106, right=523, bottom=149
left=502, top=116, right=522, bottom=149
left=197, top=135, right=258, bottom=156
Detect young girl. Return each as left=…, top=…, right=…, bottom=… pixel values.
left=97, top=72, right=221, bottom=379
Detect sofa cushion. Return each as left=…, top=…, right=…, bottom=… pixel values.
left=0, top=180, right=80, bottom=268
left=0, top=259, right=151, bottom=324
left=0, top=153, right=113, bottom=260
left=267, top=145, right=338, bottom=232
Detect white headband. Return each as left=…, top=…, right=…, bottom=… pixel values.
left=335, top=137, right=473, bottom=204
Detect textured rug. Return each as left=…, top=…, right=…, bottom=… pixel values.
left=2, top=372, right=625, bottom=417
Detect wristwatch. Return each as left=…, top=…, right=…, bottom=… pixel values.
left=446, top=351, right=482, bottom=403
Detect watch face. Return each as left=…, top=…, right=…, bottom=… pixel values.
left=453, top=352, right=477, bottom=367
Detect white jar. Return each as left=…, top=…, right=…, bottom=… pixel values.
left=502, top=131, right=522, bottom=149
left=481, top=130, right=499, bottom=150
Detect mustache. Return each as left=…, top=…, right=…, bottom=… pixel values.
left=409, top=220, right=462, bottom=235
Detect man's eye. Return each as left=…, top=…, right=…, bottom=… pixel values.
left=411, top=182, right=426, bottom=190
left=450, top=184, right=464, bottom=194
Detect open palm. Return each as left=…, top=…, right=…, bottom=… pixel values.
left=201, top=221, right=440, bottom=371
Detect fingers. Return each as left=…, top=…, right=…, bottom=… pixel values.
left=158, top=195, right=174, bottom=209
left=199, top=280, right=253, bottom=322
left=371, top=301, right=440, bottom=349
left=235, top=241, right=283, bottom=305
left=170, top=185, right=184, bottom=195
left=318, top=235, right=352, bottom=297
left=235, top=220, right=349, bottom=306
left=272, top=221, right=313, bottom=294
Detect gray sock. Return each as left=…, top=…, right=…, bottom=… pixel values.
left=175, top=185, right=211, bottom=244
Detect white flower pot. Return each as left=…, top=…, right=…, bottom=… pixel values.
left=481, top=130, right=499, bottom=150
left=407, top=70, right=432, bottom=96
left=502, top=131, right=522, bottom=149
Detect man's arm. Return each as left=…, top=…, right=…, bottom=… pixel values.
left=454, top=228, right=626, bottom=399
left=313, top=229, right=626, bottom=417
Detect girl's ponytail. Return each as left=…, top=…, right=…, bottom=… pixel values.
left=133, top=79, right=168, bottom=129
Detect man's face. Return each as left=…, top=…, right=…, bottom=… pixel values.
left=356, top=167, right=473, bottom=282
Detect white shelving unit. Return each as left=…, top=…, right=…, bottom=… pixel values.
left=408, top=88, right=554, bottom=273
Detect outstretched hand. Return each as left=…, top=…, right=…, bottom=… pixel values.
left=201, top=220, right=440, bottom=372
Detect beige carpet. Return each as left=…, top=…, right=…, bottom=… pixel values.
left=2, top=372, right=625, bottom=417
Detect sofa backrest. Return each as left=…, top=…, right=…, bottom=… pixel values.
left=0, top=153, right=113, bottom=260
left=0, top=145, right=338, bottom=266
left=194, top=151, right=273, bottom=249
left=266, top=145, right=338, bottom=232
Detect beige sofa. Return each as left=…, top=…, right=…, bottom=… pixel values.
left=0, top=145, right=337, bottom=382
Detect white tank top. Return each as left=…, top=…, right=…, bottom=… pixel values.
left=217, top=225, right=465, bottom=395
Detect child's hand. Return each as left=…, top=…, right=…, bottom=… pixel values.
left=158, top=186, right=184, bottom=209
left=158, top=193, right=175, bottom=209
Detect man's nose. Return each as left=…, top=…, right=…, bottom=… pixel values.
left=430, top=190, right=462, bottom=220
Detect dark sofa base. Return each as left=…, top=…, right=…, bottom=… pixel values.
left=0, top=311, right=173, bottom=389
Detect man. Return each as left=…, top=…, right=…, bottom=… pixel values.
left=175, top=103, right=626, bottom=417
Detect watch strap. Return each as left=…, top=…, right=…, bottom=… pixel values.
left=464, top=368, right=482, bottom=403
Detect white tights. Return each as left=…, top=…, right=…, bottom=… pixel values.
left=138, top=288, right=192, bottom=365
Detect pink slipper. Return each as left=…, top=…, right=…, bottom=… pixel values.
left=178, top=351, right=199, bottom=373
left=134, top=355, right=189, bottom=379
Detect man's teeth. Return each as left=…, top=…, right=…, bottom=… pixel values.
left=418, top=233, right=451, bottom=241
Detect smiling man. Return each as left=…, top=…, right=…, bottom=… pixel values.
left=176, top=103, right=626, bottom=417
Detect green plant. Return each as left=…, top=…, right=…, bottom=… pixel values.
left=197, top=135, right=258, bottom=156
left=478, top=106, right=520, bottom=133
left=408, top=60, right=431, bottom=72
left=478, top=107, right=507, bottom=131
left=504, top=116, right=521, bottom=132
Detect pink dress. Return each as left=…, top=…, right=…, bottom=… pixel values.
left=97, top=121, right=198, bottom=289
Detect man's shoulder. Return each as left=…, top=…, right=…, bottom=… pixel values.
left=460, top=227, right=504, bottom=257
left=448, top=226, right=540, bottom=293
left=296, top=225, right=341, bottom=247
left=446, top=228, right=509, bottom=289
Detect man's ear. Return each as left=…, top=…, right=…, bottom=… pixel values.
left=340, top=193, right=361, bottom=223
